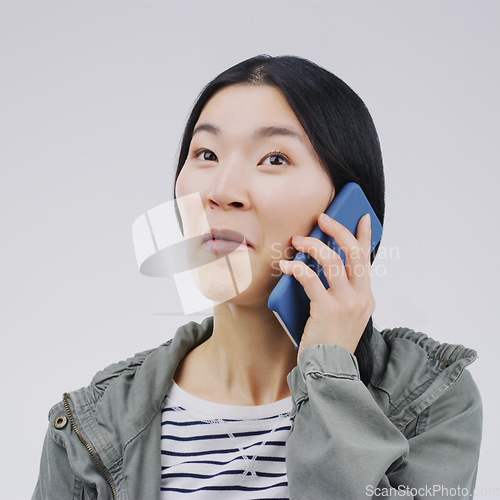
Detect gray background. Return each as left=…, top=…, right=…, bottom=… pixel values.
left=1, top=1, right=499, bottom=498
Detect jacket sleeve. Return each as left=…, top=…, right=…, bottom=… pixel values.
left=32, top=404, right=84, bottom=500
left=285, top=344, right=482, bottom=500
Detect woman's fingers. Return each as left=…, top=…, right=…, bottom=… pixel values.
left=281, top=213, right=376, bottom=357
left=278, top=259, right=329, bottom=304
left=281, top=213, right=373, bottom=302
left=316, top=213, right=372, bottom=287
left=355, top=213, right=372, bottom=255
left=289, top=235, right=351, bottom=296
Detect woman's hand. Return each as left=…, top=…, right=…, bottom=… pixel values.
left=279, top=213, right=375, bottom=359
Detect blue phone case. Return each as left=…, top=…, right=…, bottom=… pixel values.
left=267, top=182, right=383, bottom=347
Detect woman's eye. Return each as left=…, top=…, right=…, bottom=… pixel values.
left=262, top=153, right=289, bottom=166
left=195, top=149, right=218, bottom=161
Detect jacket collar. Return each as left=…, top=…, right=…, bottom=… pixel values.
left=369, top=326, right=477, bottom=429
left=68, top=317, right=214, bottom=467
left=71, top=319, right=477, bottom=460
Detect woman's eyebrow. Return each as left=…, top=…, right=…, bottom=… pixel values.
left=192, top=123, right=220, bottom=136
left=254, top=126, right=305, bottom=143
left=192, top=123, right=305, bottom=143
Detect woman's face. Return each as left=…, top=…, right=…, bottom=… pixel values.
left=175, top=84, right=334, bottom=306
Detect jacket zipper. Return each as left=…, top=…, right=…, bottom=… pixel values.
left=62, top=393, right=117, bottom=500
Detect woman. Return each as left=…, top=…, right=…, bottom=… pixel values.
left=33, top=55, right=482, bottom=499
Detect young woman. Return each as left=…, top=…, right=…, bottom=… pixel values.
left=33, top=55, right=482, bottom=500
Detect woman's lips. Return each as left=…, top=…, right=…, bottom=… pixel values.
left=201, top=229, right=252, bottom=254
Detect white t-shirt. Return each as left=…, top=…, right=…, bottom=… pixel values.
left=160, top=382, right=292, bottom=499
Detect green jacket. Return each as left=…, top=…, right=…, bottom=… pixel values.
left=33, top=317, right=482, bottom=499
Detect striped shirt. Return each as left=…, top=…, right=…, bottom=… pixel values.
left=160, top=382, right=292, bottom=499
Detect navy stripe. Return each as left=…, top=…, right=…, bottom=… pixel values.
left=161, top=440, right=286, bottom=457
left=163, top=454, right=286, bottom=464
left=161, top=426, right=290, bottom=442
left=162, top=454, right=285, bottom=470
left=162, top=469, right=243, bottom=480
left=161, top=419, right=208, bottom=427
left=161, top=412, right=291, bottom=425
left=161, top=481, right=289, bottom=493
left=161, top=418, right=291, bottom=428
left=160, top=399, right=291, bottom=497
left=255, top=455, right=286, bottom=462
left=162, top=470, right=287, bottom=480
left=162, top=447, right=255, bottom=458
left=162, top=449, right=286, bottom=462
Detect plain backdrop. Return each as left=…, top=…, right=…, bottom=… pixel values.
left=1, top=1, right=499, bottom=498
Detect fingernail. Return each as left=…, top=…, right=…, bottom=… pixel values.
left=364, top=213, right=371, bottom=224
left=320, top=213, right=330, bottom=222
left=292, top=235, right=304, bottom=242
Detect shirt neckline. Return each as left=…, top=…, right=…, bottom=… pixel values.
left=165, top=382, right=292, bottom=420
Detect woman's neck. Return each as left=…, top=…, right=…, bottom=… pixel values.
left=174, top=302, right=297, bottom=406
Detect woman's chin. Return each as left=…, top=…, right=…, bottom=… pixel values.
left=191, top=256, right=253, bottom=304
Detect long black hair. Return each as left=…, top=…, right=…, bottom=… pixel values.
left=174, top=55, right=385, bottom=385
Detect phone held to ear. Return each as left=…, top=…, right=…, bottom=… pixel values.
left=267, top=182, right=383, bottom=348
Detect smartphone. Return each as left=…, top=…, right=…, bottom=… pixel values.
left=267, top=182, right=383, bottom=347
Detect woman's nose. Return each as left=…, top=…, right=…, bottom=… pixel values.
left=207, top=160, right=251, bottom=210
